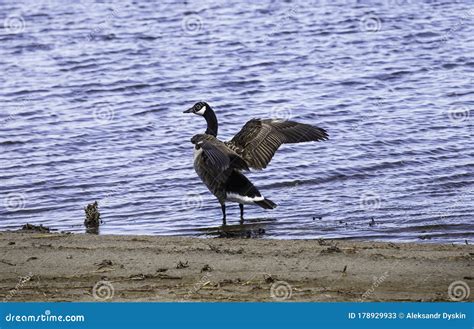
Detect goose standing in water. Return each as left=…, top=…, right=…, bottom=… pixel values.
left=184, top=102, right=328, bottom=225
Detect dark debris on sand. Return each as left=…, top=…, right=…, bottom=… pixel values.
left=176, top=261, right=189, bottom=269
left=201, top=264, right=213, bottom=272
left=19, top=223, right=50, bottom=233
left=320, top=245, right=342, bottom=255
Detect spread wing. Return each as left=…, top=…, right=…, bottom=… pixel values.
left=227, top=119, right=328, bottom=170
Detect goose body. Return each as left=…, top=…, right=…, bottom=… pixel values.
left=184, top=102, right=328, bottom=225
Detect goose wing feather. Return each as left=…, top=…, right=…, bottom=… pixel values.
left=227, top=118, right=328, bottom=169
left=198, top=140, right=230, bottom=171
left=192, top=134, right=249, bottom=172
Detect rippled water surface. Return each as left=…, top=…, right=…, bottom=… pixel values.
left=1, top=0, right=473, bottom=242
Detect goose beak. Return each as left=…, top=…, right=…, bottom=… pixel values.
left=183, top=108, right=194, bottom=113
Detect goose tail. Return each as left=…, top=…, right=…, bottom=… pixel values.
left=255, top=198, right=277, bottom=209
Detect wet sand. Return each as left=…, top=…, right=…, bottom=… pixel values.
left=0, top=232, right=472, bottom=302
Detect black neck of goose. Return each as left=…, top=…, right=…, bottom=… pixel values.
left=204, top=106, right=218, bottom=137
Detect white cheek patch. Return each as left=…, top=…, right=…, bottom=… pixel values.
left=195, top=105, right=206, bottom=116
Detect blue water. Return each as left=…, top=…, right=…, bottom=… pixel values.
left=0, top=0, right=473, bottom=243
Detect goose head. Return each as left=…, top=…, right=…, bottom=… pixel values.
left=183, top=101, right=209, bottom=116
left=183, top=101, right=218, bottom=137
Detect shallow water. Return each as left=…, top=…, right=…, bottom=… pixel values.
left=0, top=0, right=473, bottom=243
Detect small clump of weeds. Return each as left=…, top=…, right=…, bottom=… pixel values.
left=84, top=201, right=102, bottom=233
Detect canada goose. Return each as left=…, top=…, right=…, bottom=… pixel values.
left=184, top=102, right=328, bottom=225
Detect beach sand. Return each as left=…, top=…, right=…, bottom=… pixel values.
left=0, top=232, right=472, bottom=302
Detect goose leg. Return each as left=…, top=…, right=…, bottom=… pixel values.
left=221, top=204, right=226, bottom=226
left=239, top=204, right=244, bottom=223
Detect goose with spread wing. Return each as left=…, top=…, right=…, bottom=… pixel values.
left=184, top=101, right=328, bottom=225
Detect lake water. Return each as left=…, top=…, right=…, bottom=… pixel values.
left=1, top=0, right=473, bottom=243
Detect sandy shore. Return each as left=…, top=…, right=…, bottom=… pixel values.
left=0, top=232, right=472, bottom=302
